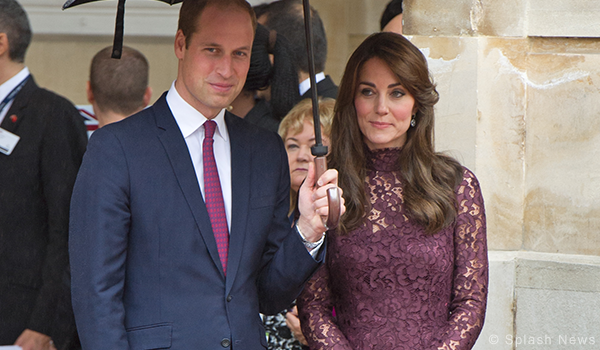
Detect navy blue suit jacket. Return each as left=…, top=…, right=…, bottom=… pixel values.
left=69, top=94, right=323, bottom=350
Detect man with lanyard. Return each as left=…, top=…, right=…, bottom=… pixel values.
left=0, top=1, right=88, bottom=349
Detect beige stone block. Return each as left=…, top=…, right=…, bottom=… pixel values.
left=403, top=0, right=525, bottom=37
left=512, top=253, right=600, bottom=349
left=475, top=0, right=526, bottom=37
left=403, top=0, right=475, bottom=37
left=476, top=38, right=529, bottom=250
left=408, top=36, right=479, bottom=170
left=528, top=0, right=600, bottom=37
left=472, top=252, right=516, bottom=350
left=474, top=251, right=600, bottom=350
left=522, top=38, right=600, bottom=255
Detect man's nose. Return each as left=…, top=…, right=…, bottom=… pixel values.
left=215, top=55, right=233, bottom=78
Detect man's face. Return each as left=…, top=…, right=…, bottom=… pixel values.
left=174, top=5, right=254, bottom=119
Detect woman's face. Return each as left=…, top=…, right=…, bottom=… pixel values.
left=355, top=57, right=416, bottom=150
left=284, top=118, right=330, bottom=192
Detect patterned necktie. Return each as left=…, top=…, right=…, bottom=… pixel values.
left=203, top=120, right=229, bottom=275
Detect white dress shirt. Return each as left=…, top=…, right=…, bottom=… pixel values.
left=0, top=67, right=30, bottom=124
left=166, top=82, right=232, bottom=231
left=299, top=71, right=325, bottom=96
left=166, top=81, right=324, bottom=256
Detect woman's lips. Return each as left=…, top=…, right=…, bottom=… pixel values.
left=370, top=121, right=391, bottom=129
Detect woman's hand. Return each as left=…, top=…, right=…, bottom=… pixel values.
left=286, top=306, right=308, bottom=346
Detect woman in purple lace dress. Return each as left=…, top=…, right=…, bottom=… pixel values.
left=297, top=32, right=488, bottom=350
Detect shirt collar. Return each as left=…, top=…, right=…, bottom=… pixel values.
left=166, top=81, right=229, bottom=142
left=299, top=71, right=325, bottom=96
left=0, top=67, right=30, bottom=102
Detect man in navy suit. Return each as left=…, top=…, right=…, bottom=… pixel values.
left=69, top=0, right=342, bottom=349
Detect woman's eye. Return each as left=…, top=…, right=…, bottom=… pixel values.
left=360, top=88, right=374, bottom=96
left=391, top=90, right=405, bottom=98
left=286, top=144, right=299, bottom=150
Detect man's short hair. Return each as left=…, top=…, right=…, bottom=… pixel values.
left=261, top=0, right=328, bottom=73
left=89, top=46, right=149, bottom=116
left=380, top=0, right=403, bottom=31
left=178, top=0, right=257, bottom=49
left=0, top=0, right=32, bottom=63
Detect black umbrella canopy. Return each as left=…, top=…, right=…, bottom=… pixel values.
left=62, top=0, right=181, bottom=9
left=62, top=0, right=182, bottom=58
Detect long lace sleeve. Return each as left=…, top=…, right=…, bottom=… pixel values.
left=297, top=262, right=353, bottom=350
left=438, top=169, right=489, bottom=350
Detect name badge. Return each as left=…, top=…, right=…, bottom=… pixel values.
left=0, top=127, right=20, bottom=156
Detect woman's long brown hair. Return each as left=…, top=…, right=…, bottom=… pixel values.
left=328, top=32, right=463, bottom=234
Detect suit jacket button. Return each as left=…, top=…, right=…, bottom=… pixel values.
left=227, top=295, right=233, bottom=302
left=221, top=338, right=231, bottom=348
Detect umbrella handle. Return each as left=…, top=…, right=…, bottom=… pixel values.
left=314, top=156, right=340, bottom=230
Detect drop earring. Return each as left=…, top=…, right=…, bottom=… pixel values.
left=410, top=115, right=416, bottom=127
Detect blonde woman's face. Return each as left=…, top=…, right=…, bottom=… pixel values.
left=284, top=119, right=330, bottom=192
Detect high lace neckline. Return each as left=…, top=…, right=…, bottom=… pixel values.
left=365, top=147, right=401, bottom=172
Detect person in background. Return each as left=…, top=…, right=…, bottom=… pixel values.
left=297, top=32, right=488, bottom=350
left=258, top=0, right=338, bottom=100
left=87, top=45, right=152, bottom=128
left=263, top=97, right=335, bottom=350
left=0, top=1, right=87, bottom=349
left=380, top=0, right=403, bottom=33
left=279, top=97, right=335, bottom=219
left=69, top=0, right=343, bottom=349
left=229, top=23, right=299, bottom=132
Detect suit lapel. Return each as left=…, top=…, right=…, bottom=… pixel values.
left=224, top=112, right=251, bottom=292
left=0, top=78, right=36, bottom=133
left=153, top=94, right=225, bottom=278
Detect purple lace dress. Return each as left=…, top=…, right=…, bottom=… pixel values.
left=297, top=148, right=488, bottom=350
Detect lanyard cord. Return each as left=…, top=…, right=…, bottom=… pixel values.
left=0, top=75, right=30, bottom=115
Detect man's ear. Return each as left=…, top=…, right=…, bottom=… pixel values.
left=86, top=81, right=95, bottom=104
left=142, top=86, right=153, bottom=107
left=0, top=33, right=9, bottom=58
left=174, top=30, right=186, bottom=60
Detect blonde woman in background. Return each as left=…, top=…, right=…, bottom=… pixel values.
left=262, top=97, right=335, bottom=350
left=279, top=98, right=335, bottom=218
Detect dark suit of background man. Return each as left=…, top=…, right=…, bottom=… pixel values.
left=0, top=1, right=88, bottom=349
left=259, top=0, right=338, bottom=100
left=69, top=0, right=342, bottom=349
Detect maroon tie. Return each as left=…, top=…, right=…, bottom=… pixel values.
left=203, top=120, right=229, bottom=275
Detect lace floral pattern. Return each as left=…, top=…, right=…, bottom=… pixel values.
left=297, top=148, right=488, bottom=350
